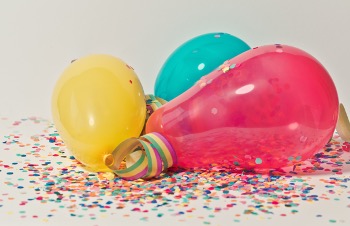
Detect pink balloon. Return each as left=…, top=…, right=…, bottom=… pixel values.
left=146, top=44, right=339, bottom=169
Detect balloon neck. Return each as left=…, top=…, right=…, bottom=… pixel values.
left=104, top=132, right=177, bottom=180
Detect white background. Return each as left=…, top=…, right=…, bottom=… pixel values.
left=0, top=0, right=349, bottom=118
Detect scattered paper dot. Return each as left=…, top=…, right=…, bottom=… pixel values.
left=255, top=158, right=263, bottom=164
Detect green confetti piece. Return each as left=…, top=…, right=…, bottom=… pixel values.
left=255, top=158, right=263, bottom=164
left=49, top=133, right=60, bottom=136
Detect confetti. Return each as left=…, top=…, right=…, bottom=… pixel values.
left=0, top=117, right=349, bottom=224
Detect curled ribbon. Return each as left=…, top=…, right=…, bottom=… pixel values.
left=104, top=132, right=177, bottom=180
left=141, top=94, right=167, bottom=135
left=145, top=94, right=167, bottom=118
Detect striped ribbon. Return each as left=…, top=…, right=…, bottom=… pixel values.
left=104, top=132, right=177, bottom=180
left=145, top=94, right=167, bottom=118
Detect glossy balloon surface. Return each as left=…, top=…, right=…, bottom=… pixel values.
left=52, top=54, right=146, bottom=172
left=147, top=45, right=338, bottom=169
left=155, top=32, right=250, bottom=101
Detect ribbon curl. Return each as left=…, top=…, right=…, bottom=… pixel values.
left=104, top=132, right=177, bottom=180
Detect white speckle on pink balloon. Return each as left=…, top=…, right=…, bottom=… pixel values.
left=288, top=122, right=299, bottom=130
left=300, top=136, right=308, bottom=142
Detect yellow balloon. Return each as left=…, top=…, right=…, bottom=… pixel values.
left=52, top=54, right=146, bottom=172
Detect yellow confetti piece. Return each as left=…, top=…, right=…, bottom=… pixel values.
left=102, top=172, right=115, bottom=181
left=222, top=66, right=230, bottom=73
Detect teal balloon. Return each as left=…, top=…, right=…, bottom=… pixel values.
left=155, top=32, right=250, bottom=101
